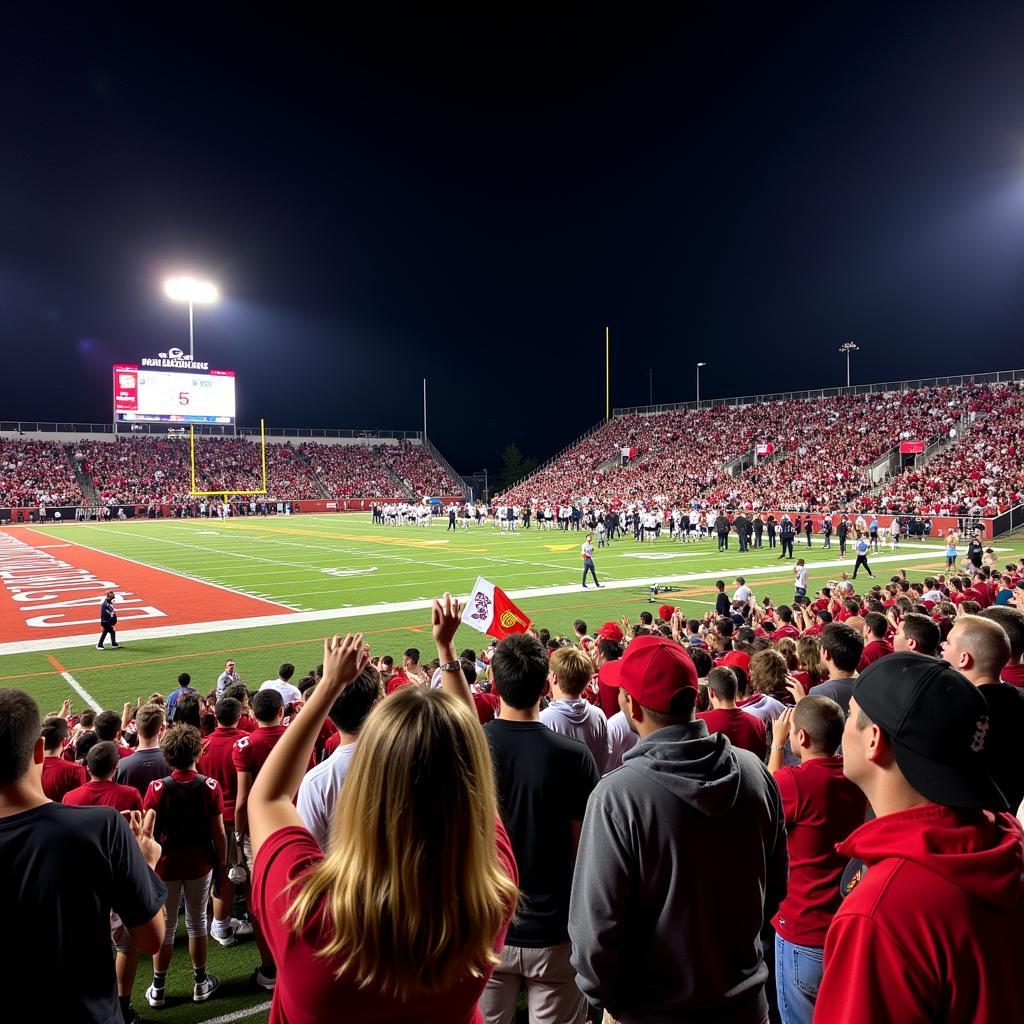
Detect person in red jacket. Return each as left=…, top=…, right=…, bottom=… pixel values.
left=40, top=717, right=86, bottom=801
left=63, top=742, right=144, bottom=812
left=767, top=698, right=866, bottom=1024
left=698, top=666, right=767, bottom=760
left=198, top=696, right=252, bottom=948
left=815, top=653, right=1024, bottom=1024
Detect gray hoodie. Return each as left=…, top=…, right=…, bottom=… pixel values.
left=569, top=719, right=787, bottom=1024
left=540, top=698, right=609, bottom=774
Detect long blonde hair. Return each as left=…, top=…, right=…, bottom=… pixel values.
left=286, top=686, right=518, bottom=999
left=796, top=636, right=825, bottom=686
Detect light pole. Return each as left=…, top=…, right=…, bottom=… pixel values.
left=164, top=277, right=219, bottom=360
left=839, top=341, right=859, bottom=388
left=696, top=362, right=707, bottom=405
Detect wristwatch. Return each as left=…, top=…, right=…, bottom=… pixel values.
left=440, top=660, right=461, bottom=672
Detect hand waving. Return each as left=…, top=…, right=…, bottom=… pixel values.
left=432, top=592, right=462, bottom=650
left=322, top=633, right=371, bottom=693
left=125, top=809, right=162, bottom=871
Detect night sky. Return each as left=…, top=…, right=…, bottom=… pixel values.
left=3, top=5, right=1024, bottom=473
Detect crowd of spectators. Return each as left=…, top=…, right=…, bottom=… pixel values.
left=375, top=439, right=461, bottom=496
left=5, top=564, right=1024, bottom=1023
left=298, top=442, right=405, bottom=499
left=0, top=438, right=83, bottom=506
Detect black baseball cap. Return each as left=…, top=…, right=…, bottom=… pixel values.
left=853, top=652, right=1008, bottom=811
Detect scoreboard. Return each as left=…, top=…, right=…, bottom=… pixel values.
left=113, top=364, right=236, bottom=424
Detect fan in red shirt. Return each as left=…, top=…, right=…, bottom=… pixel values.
left=697, top=666, right=768, bottom=760
left=814, top=654, right=1023, bottom=1023
left=767, top=698, right=866, bottom=1022
left=858, top=612, right=894, bottom=671
left=198, top=696, right=252, bottom=948
left=593, top=623, right=626, bottom=717
left=772, top=606, right=801, bottom=642
left=142, top=723, right=227, bottom=1008
left=93, top=709, right=135, bottom=759
left=246, top=602, right=519, bottom=1024
left=981, top=606, right=1024, bottom=689
left=385, top=647, right=428, bottom=694
left=63, top=742, right=143, bottom=812
left=40, top=717, right=86, bottom=801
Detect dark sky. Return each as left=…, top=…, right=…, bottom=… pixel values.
left=4, top=4, right=1024, bottom=472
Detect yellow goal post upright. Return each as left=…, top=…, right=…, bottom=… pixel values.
left=189, top=418, right=268, bottom=500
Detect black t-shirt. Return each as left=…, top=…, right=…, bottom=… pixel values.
left=979, top=682, right=1024, bottom=812
left=485, top=720, right=599, bottom=947
left=116, top=747, right=170, bottom=797
left=0, top=802, right=166, bottom=1023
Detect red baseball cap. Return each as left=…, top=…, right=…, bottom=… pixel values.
left=658, top=603, right=676, bottom=621
left=596, top=621, right=624, bottom=643
left=718, top=650, right=751, bottom=673
left=599, top=635, right=697, bottom=713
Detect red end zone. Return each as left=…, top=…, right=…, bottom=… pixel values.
left=0, top=527, right=294, bottom=642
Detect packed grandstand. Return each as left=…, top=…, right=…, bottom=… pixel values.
left=3, top=373, right=1023, bottom=523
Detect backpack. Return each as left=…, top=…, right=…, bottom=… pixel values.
left=153, top=775, right=216, bottom=869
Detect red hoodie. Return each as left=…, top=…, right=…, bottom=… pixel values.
left=816, top=804, right=1024, bottom=1024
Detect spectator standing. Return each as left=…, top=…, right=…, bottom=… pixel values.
left=117, top=704, right=168, bottom=796
left=858, top=613, right=893, bottom=671
left=540, top=647, right=609, bottom=774
left=698, top=666, right=768, bottom=760
left=143, top=724, right=227, bottom=1007
left=941, top=616, right=1024, bottom=812
left=582, top=533, right=602, bottom=588
left=64, top=743, right=143, bottom=812
left=166, top=673, right=197, bottom=721
left=0, top=689, right=166, bottom=1024
left=981, top=606, right=1024, bottom=687
left=815, top=654, right=1023, bottom=1022
left=216, top=659, right=241, bottom=699
left=893, top=612, right=941, bottom=657
left=569, top=635, right=787, bottom=1023
left=297, top=665, right=382, bottom=850
left=97, top=590, right=120, bottom=649
left=41, top=716, right=86, bottom=801
left=482, top=633, right=600, bottom=1024
left=197, top=697, right=252, bottom=947
left=258, top=663, right=301, bottom=706
left=245, top=601, right=519, bottom=1023
left=811, top=623, right=863, bottom=714
left=767, top=699, right=867, bottom=1024
left=851, top=534, right=874, bottom=580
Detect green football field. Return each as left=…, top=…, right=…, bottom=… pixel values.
left=2, top=513, right=1020, bottom=1024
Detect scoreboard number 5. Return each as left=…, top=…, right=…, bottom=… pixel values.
left=179, top=391, right=190, bottom=406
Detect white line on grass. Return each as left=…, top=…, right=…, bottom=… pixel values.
left=56, top=667, right=101, bottom=711
left=193, top=1001, right=271, bottom=1024
left=0, top=548, right=977, bottom=657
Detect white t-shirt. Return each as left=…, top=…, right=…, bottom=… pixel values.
left=795, top=566, right=808, bottom=589
left=296, top=740, right=359, bottom=851
left=259, top=678, right=302, bottom=706
left=733, top=585, right=754, bottom=605
left=582, top=541, right=594, bottom=559
left=605, top=710, right=639, bottom=774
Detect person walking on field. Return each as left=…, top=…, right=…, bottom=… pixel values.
left=852, top=534, right=875, bottom=580
left=582, top=534, right=602, bottom=589
left=97, top=591, right=120, bottom=649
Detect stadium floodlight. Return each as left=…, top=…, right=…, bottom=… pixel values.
left=696, top=362, right=707, bottom=405
left=839, top=341, right=859, bottom=387
left=163, top=276, right=219, bottom=361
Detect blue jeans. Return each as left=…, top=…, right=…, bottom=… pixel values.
left=775, top=935, right=823, bottom=1024
left=582, top=559, right=599, bottom=586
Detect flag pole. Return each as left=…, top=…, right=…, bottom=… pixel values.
left=605, top=326, right=610, bottom=421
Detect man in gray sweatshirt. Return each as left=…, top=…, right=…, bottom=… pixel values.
left=568, top=634, right=788, bottom=1024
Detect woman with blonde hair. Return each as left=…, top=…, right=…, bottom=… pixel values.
left=793, top=635, right=827, bottom=693
left=775, top=636, right=799, bottom=672
left=247, top=594, right=519, bottom=1022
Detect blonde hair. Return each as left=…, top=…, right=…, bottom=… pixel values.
left=286, top=687, right=518, bottom=999
left=749, top=649, right=788, bottom=694
left=796, top=636, right=825, bottom=686
left=775, top=637, right=799, bottom=671
left=549, top=647, right=594, bottom=697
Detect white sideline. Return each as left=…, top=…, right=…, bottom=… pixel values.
left=193, top=1002, right=271, bottom=1024
left=0, top=547, right=987, bottom=658
left=56, top=667, right=101, bottom=711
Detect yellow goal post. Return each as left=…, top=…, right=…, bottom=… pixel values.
left=189, top=418, right=268, bottom=499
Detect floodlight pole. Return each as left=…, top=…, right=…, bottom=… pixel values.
left=423, top=378, right=427, bottom=441
left=839, top=341, right=859, bottom=388
left=188, top=300, right=195, bottom=361
left=605, top=326, right=610, bottom=421
left=696, top=362, right=706, bottom=406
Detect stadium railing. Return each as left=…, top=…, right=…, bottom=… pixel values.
left=991, top=503, right=1024, bottom=538
left=422, top=437, right=470, bottom=498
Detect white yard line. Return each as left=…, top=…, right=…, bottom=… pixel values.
left=0, top=548, right=982, bottom=658
left=194, top=1002, right=271, bottom=1024
left=54, top=665, right=101, bottom=710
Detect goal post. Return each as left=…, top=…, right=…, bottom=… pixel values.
left=189, top=418, right=268, bottom=498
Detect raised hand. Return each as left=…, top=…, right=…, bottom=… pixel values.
left=322, top=633, right=371, bottom=692
left=772, top=707, right=794, bottom=746
left=125, top=808, right=161, bottom=870
left=431, top=592, right=462, bottom=651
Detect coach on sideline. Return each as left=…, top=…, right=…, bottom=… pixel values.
left=98, top=590, right=121, bottom=649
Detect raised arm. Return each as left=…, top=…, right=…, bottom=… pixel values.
left=432, top=593, right=474, bottom=714
left=248, top=633, right=370, bottom=857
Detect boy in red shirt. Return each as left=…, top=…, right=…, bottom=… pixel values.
left=767, top=699, right=866, bottom=1024
left=41, top=717, right=86, bottom=801
left=198, top=696, right=252, bottom=948
left=63, top=742, right=144, bottom=812
left=698, top=666, right=767, bottom=760
left=143, top=724, right=227, bottom=1007
left=815, top=654, right=1023, bottom=1023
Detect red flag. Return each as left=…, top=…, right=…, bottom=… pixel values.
left=461, top=577, right=531, bottom=640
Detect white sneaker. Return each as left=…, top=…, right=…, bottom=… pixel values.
left=254, top=967, right=276, bottom=990
left=211, top=917, right=253, bottom=946
left=145, top=985, right=165, bottom=1008
left=193, top=974, right=220, bottom=1002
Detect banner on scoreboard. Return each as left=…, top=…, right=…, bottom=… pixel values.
left=755, top=443, right=775, bottom=456
left=900, top=441, right=926, bottom=454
